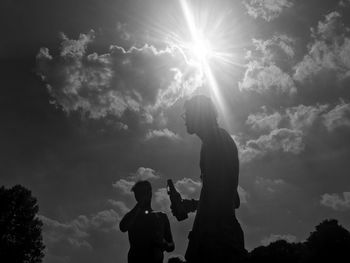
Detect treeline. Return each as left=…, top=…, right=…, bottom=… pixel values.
left=169, top=218, right=350, bottom=263
left=250, top=218, right=350, bottom=263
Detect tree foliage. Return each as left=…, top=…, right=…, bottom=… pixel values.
left=0, top=185, right=45, bottom=263
left=249, top=219, right=350, bottom=263
left=305, top=219, right=350, bottom=262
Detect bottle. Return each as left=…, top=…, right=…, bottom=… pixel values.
left=167, top=179, right=188, bottom=221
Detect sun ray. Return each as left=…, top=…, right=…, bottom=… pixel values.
left=179, top=0, right=231, bottom=126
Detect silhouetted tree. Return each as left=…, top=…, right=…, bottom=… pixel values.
left=250, top=239, right=305, bottom=263
left=305, top=219, right=350, bottom=263
left=0, top=185, right=45, bottom=263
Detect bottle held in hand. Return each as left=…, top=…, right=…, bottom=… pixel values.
left=167, top=179, right=188, bottom=221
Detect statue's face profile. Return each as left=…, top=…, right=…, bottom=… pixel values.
left=183, top=95, right=217, bottom=136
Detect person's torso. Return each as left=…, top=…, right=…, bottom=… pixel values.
left=128, top=211, right=165, bottom=251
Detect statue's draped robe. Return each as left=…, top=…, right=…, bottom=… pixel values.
left=185, top=128, right=247, bottom=263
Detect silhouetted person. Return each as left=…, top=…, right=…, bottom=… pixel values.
left=120, top=180, right=175, bottom=263
left=173, top=95, right=247, bottom=262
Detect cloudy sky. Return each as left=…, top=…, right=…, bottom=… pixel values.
left=1, top=0, right=350, bottom=262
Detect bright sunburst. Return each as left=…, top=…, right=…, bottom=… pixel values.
left=187, top=32, right=213, bottom=63
left=177, top=0, right=234, bottom=124
left=178, top=0, right=218, bottom=68
left=154, top=0, right=246, bottom=126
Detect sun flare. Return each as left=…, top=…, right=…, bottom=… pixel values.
left=187, top=32, right=213, bottom=63
left=178, top=0, right=230, bottom=124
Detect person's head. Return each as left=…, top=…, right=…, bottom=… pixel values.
left=183, top=95, right=218, bottom=135
left=131, top=180, right=152, bottom=204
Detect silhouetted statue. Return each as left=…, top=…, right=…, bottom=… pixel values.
left=120, top=180, right=175, bottom=263
left=169, top=95, right=247, bottom=263
left=0, top=185, right=45, bottom=263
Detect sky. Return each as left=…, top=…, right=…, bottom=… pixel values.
left=1, top=0, right=350, bottom=262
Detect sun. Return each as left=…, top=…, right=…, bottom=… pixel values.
left=187, top=32, right=214, bottom=63
left=178, top=0, right=215, bottom=67
left=163, top=0, right=245, bottom=127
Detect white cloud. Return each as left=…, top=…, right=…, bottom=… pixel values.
left=145, top=128, right=180, bottom=141
left=113, top=167, right=161, bottom=195
left=59, top=31, right=95, bottom=58
left=287, top=104, right=329, bottom=130
left=40, top=215, right=91, bottom=250
left=116, top=22, right=131, bottom=42
left=246, top=104, right=328, bottom=133
left=36, top=31, right=202, bottom=125
left=40, top=209, right=121, bottom=263
left=239, top=36, right=296, bottom=94
left=239, top=62, right=296, bottom=94
left=243, top=0, right=293, bottom=22
left=252, top=35, right=295, bottom=60
left=175, top=177, right=202, bottom=199
left=153, top=178, right=202, bottom=213
left=112, top=179, right=134, bottom=195
left=339, top=0, right=350, bottom=7
left=89, top=210, right=120, bottom=232
left=246, top=109, right=283, bottom=131
left=236, top=128, right=304, bottom=163
left=323, top=102, right=350, bottom=131
left=238, top=144, right=264, bottom=163
left=254, top=177, right=286, bottom=195
left=240, top=101, right=350, bottom=163
left=261, top=234, right=297, bottom=246
left=248, top=128, right=304, bottom=154
left=153, top=187, right=171, bottom=213
left=108, top=200, right=130, bottom=215
left=238, top=186, right=249, bottom=204
left=320, top=192, right=350, bottom=211
left=246, top=102, right=350, bottom=134
left=294, top=12, right=350, bottom=82
left=130, top=167, right=160, bottom=181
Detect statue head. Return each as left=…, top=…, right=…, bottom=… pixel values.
left=183, top=95, right=218, bottom=135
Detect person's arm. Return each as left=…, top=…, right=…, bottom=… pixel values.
left=119, top=204, right=142, bottom=232
left=161, top=214, right=175, bottom=252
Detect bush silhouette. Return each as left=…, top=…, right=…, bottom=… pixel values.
left=250, top=239, right=305, bottom=263
left=0, top=185, right=45, bottom=263
left=305, top=219, right=350, bottom=262
left=249, top=219, right=350, bottom=263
